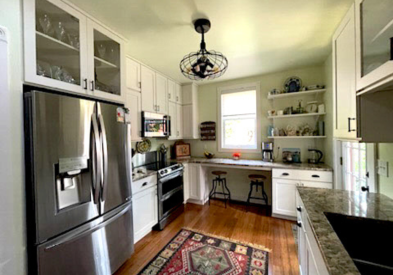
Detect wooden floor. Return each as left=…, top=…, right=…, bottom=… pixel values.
left=115, top=201, right=300, bottom=275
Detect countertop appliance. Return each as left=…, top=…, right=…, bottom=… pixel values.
left=142, top=111, right=170, bottom=138
left=262, top=142, right=274, bottom=162
left=24, top=90, right=134, bottom=275
left=308, top=149, right=323, bottom=164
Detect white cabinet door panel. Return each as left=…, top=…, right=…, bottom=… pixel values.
left=177, top=104, right=183, bottom=138
left=333, top=4, right=357, bottom=139
left=126, top=58, right=141, bottom=92
left=126, top=90, right=142, bottom=141
left=273, top=179, right=298, bottom=218
left=133, top=186, right=158, bottom=243
left=188, top=164, right=200, bottom=200
left=155, top=73, right=168, bottom=114
left=167, top=79, right=176, bottom=103
left=141, top=66, right=156, bottom=112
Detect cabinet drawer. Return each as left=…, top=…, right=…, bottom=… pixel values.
left=273, top=169, right=332, bottom=183
left=132, top=174, right=157, bottom=195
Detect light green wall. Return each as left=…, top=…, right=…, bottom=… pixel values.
left=323, top=54, right=334, bottom=167
left=185, top=65, right=328, bottom=163
left=378, top=144, right=393, bottom=199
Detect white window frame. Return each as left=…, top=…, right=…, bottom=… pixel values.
left=217, top=82, right=261, bottom=153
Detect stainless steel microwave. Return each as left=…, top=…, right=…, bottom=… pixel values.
left=142, top=111, right=170, bottom=138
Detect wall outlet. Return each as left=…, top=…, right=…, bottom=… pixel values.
left=377, top=160, right=389, bottom=177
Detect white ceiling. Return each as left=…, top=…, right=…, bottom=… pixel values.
left=69, top=0, right=353, bottom=84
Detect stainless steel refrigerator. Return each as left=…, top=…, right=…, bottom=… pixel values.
left=24, top=90, right=134, bottom=275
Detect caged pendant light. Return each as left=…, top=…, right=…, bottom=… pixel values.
left=180, top=19, right=228, bottom=81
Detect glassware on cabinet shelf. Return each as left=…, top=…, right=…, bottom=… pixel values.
left=35, top=0, right=81, bottom=86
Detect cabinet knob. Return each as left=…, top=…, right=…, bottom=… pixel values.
left=297, top=206, right=302, bottom=212
left=142, top=182, right=148, bottom=187
left=297, top=221, right=302, bottom=228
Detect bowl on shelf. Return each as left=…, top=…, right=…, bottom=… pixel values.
left=204, top=152, right=215, bottom=159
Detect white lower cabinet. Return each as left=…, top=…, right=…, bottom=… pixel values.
left=132, top=176, right=158, bottom=243
left=296, top=191, right=329, bottom=275
left=272, top=169, right=332, bottom=219
left=183, top=164, right=190, bottom=203
left=187, top=164, right=208, bottom=204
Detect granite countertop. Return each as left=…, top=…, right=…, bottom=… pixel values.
left=297, top=187, right=393, bottom=275
left=181, top=157, right=333, bottom=171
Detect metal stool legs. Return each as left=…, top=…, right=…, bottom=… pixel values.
left=209, top=176, right=230, bottom=208
left=246, top=180, right=268, bottom=211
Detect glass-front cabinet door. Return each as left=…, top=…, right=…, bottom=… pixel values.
left=24, top=0, right=88, bottom=94
left=356, top=0, right=393, bottom=91
left=87, top=20, right=125, bottom=102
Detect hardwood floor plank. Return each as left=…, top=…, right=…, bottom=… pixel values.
left=115, top=201, right=299, bottom=275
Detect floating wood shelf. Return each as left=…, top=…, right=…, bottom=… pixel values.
left=268, top=113, right=326, bottom=119
left=267, top=136, right=326, bottom=139
left=267, top=89, right=326, bottom=100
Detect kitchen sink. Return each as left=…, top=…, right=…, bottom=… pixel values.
left=325, top=212, right=393, bottom=275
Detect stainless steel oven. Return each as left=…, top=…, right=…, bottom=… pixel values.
left=156, top=164, right=184, bottom=230
left=142, top=111, right=170, bottom=138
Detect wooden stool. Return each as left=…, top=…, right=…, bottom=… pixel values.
left=209, top=171, right=231, bottom=208
left=247, top=174, right=268, bottom=211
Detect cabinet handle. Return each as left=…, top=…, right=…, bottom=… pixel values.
left=168, top=94, right=171, bottom=99
left=282, top=173, right=289, bottom=176
left=142, top=182, right=148, bottom=187
left=297, top=206, right=302, bottom=212
left=312, top=175, right=320, bottom=178
left=83, top=78, right=88, bottom=90
left=138, top=82, right=141, bottom=89
left=90, top=81, right=95, bottom=91
left=158, top=105, right=160, bottom=112
left=348, top=117, right=356, bottom=132
left=297, top=221, right=302, bottom=228
left=176, top=96, right=179, bottom=102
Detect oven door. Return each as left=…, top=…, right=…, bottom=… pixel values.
left=158, top=171, right=183, bottom=218
left=142, top=111, right=170, bottom=137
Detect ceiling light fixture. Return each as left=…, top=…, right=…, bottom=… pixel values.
left=180, top=19, right=228, bottom=81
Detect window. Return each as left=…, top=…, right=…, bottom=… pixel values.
left=218, top=83, right=260, bottom=151
left=342, top=142, right=367, bottom=191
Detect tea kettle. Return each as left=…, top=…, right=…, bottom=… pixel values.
left=308, top=149, right=323, bottom=164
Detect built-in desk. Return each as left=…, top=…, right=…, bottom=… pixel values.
left=180, top=158, right=333, bottom=221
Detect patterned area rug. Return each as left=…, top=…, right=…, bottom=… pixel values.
left=138, top=228, right=269, bottom=275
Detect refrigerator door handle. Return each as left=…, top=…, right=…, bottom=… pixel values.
left=125, top=122, right=133, bottom=190
left=91, top=114, right=102, bottom=204
left=44, top=202, right=132, bottom=251
left=98, top=113, right=108, bottom=201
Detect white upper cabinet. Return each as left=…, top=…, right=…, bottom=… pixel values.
left=356, top=0, right=393, bottom=93
left=167, top=79, right=176, bottom=103
left=155, top=73, right=168, bottom=114
left=126, top=58, right=141, bottom=92
left=87, top=20, right=125, bottom=102
left=125, top=90, right=142, bottom=141
left=177, top=103, right=183, bottom=138
left=182, top=83, right=199, bottom=139
left=176, top=83, right=183, bottom=104
left=140, top=65, right=156, bottom=113
left=24, top=0, right=88, bottom=95
left=24, top=0, right=126, bottom=103
left=333, top=4, right=358, bottom=139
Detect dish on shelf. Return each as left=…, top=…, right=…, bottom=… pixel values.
left=284, top=76, right=302, bottom=93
